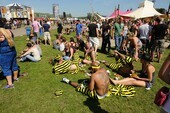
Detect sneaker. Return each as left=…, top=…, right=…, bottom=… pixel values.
left=62, top=78, right=70, bottom=84
left=145, top=83, right=152, bottom=90
left=3, top=84, right=14, bottom=89
left=145, top=87, right=151, bottom=90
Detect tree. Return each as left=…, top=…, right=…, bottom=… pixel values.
left=156, top=8, right=167, bottom=14
left=87, top=13, right=92, bottom=20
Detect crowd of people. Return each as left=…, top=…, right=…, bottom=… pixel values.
left=47, top=17, right=169, bottom=99
left=0, top=15, right=170, bottom=112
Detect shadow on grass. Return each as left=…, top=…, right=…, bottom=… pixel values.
left=0, top=73, right=5, bottom=80
left=83, top=98, right=109, bottom=113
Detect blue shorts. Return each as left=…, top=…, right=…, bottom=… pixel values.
left=0, top=51, right=19, bottom=76
left=145, top=82, right=152, bottom=88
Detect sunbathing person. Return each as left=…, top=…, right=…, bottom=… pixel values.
left=51, top=54, right=77, bottom=75
left=102, top=50, right=134, bottom=77
left=110, top=53, right=155, bottom=90
left=62, top=61, right=111, bottom=99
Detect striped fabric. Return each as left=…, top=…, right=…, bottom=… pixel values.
left=53, top=60, right=71, bottom=75
left=70, top=52, right=84, bottom=74
left=109, top=56, right=133, bottom=71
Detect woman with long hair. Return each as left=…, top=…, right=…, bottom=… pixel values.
left=0, top=28, right=19, bottom=88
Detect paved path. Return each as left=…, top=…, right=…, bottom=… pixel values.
left=11, top=26, right=57, bottom=37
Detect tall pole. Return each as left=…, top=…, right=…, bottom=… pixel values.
left=115, top=6, right=117, bottom=21
left=118, top=4, right=120, bottom=16
left=167, top=3, right=170, bottom=18
left=152, top=0, right=156, bottom=8
left=90, top=0, right=94, bottom=21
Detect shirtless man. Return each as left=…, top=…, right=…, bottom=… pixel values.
left=62, top=61, right=111, bottom=99
left=82, top=42, right=96, bottom=64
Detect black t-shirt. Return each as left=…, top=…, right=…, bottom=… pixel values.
left=101, top=23, right=111, bottom=36
left=88, top=23, right=98, bottom=37
left=4, top=24, right=12, bottom=30
left=152, top=24, right=168, bottom=39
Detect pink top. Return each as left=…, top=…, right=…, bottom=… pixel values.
left=32, top=21, right=40, bottom=33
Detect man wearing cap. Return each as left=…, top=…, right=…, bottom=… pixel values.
left=62, top=61, right=111, bottom=99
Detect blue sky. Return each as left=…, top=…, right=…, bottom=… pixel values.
left=0, top=0, right=169, bottom=17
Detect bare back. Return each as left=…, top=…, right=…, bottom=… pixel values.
left=91, top=68, right=110, bottom=96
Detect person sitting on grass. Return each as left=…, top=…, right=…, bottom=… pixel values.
left=62, top=61, right=111, bottom=99
left=51, top=54, right=77, bottom=75
left=102, top=50, right=134, bottom=78
left=29, top=31, right=37, bottom=43
left=30, top=41, right=42, bottom=57
left=82, top=42, right=96, bottom=65
left=69, top=37, right=78, bottom=52
left=63, top=42, right=75, bottom=60
left=53, top=35, right=66, bottom=52
left=19, top=42, right=41, bottom=62
left=110, top=53, right=155, bottom=90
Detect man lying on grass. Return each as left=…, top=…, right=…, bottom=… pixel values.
left=101, top=50, right=134, bottom=78
left=62, top=61, right=111, bottom=99
left=50, top=54, right=77, bottom=75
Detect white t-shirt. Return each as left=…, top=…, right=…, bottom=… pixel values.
left=31, top=47, right=41, bottom=60
left=59, top=43, right=65, bottom=51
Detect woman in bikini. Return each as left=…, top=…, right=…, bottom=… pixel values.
left=110, top=53, right=155, bottom=90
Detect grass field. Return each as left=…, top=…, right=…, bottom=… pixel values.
left=0, top=29, right=169, bottom=113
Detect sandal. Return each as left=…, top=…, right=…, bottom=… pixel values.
left=3, top=84, right=14, bottom=89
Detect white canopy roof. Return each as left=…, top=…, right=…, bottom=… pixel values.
left=124, top=0, right=162, bottom=19
left=95, top=13, right=106, bottom=20
left=7, top=3, right=22, bottom=7
left=6, top=3, right=30, bottom=9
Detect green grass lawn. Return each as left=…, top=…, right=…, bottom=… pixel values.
left=0, top=30, right=170, bottom=113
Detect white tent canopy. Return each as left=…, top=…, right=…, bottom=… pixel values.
left=6, top=3, right=30, bottom=9
left=124, top=0, right=162, bottom=19
left=95, top=13, right=106, bottom=20
left=7, top=3, right=22, bottom=7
